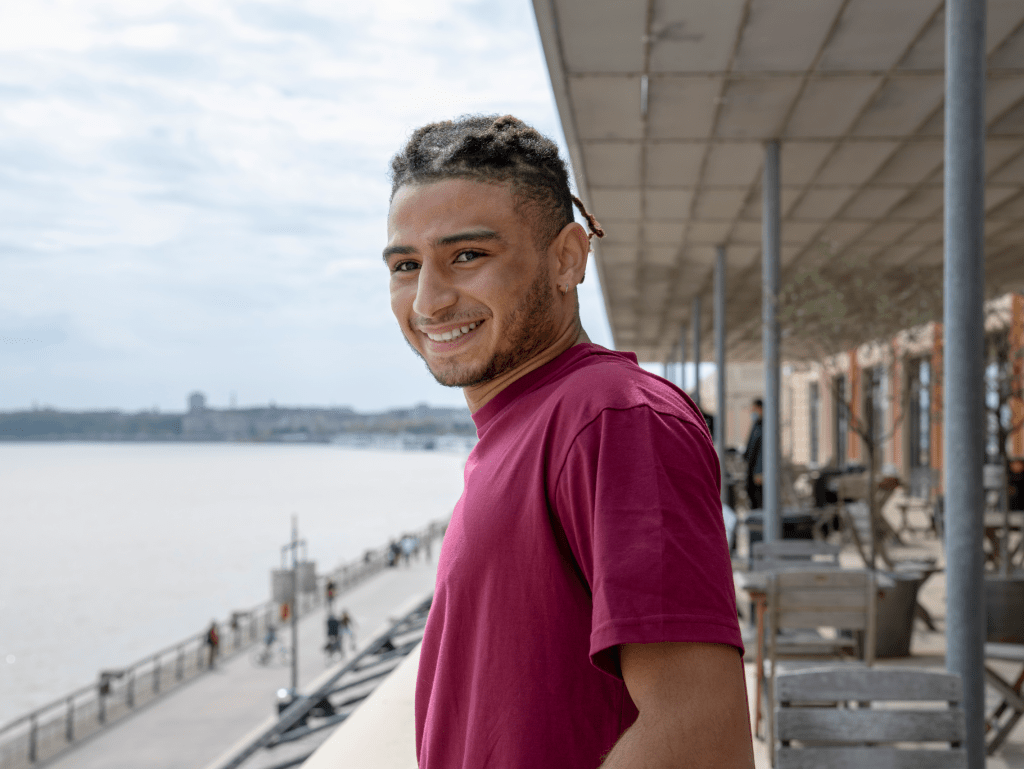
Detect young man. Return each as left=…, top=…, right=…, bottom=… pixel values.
left=384, top=115, right=753, bottom=768
left=745, top=399, right=764, bottom=510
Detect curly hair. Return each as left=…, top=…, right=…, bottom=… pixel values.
left=389, top=114, right=603, bottom=250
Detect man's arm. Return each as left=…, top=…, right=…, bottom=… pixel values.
left=600, top=641, right=754, bottom=769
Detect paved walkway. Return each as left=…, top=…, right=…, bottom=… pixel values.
left=44, top=553, right=438, bottom=769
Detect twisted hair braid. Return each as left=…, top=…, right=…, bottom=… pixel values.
left=389, top=114, right=604, bottom=251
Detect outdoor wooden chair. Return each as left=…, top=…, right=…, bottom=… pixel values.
left=835, top=473, right=902, bottom=569
left=758, top=569, right=877, bottom=759
left=985, top=642, right=1024, bottom=755
left=773, top=667, right=967, bottom=768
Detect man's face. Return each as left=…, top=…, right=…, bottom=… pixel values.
left=384, top=178, right=562, bottom=389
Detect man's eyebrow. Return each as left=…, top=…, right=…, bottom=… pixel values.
left=382, top=244, right=416, bottom=262
left=435, top=229, right=502, bottom=247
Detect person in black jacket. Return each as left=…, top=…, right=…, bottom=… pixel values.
left=744, top=398, right=763, bottom=510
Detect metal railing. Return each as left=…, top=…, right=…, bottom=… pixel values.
left=0, top=520, right=446, bottom=769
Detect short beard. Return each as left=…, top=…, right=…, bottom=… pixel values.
left=416, top=261, right=559, bottom=389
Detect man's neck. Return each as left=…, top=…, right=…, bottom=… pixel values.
left=462, top=325, right=592, bottom=413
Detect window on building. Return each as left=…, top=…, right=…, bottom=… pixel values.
left=809, top=381, right=820, bottom=467
left=908, top=358, right=931, bottom=469
left=834, top=375, right=847, bottom=467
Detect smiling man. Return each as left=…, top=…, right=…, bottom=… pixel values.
left=384, top=115, right=753, bottom=769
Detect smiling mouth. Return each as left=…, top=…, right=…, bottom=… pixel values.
left=424, top=321, right=482, bottom=343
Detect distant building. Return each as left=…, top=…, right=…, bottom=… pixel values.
left=188, top=392, right=207, bottom=413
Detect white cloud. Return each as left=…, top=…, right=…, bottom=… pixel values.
left=0, top=0, right=612, bottom=412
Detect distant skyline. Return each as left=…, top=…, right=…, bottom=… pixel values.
left=0, top=0, right=616, bottom=413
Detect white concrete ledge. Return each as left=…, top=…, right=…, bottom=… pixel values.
left=302, top=642, right=420, bottom=769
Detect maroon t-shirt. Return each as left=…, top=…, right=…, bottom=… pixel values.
left=415, top=344, right=742, bottom=768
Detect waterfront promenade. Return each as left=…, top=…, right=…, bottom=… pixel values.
left=42, top=554, right=439, bottom=769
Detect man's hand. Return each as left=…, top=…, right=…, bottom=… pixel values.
left=600, top=642, right=754, bottom=768
left=754, top=474, right=763, bottom=485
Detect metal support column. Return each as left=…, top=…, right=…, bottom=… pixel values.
left=944, top=0, right=986, bottom=763
left=692, top=297, right=702, bottom=410
left=762, top=141, right=782, bottom=543
left=679, top=326, right=688, bottom=395
left=714, top=246, right=727, bottom=503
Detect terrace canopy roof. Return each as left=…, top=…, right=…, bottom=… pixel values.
left=532, top=0, right=1024, bottom=361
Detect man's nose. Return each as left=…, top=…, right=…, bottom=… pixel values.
left=412, top=261, right=458, bottom=319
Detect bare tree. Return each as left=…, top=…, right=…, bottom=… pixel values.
left=777, top=253, right=943, bottom=569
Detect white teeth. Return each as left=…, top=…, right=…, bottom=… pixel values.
left=426, top=321, right=480, bottom=342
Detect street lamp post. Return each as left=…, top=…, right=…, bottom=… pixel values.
left=280, top=515, right=306, bottom=695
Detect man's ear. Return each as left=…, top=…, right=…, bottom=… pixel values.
left=551, top=221, right=590, bottom=291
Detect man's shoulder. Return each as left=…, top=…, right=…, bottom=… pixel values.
left=547, top=348, right=703, bottom=428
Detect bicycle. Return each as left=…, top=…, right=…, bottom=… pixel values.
left=250, top=641, right=291, bottom=667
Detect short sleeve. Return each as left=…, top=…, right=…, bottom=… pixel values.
left=552, top=406, right=743, bottom=678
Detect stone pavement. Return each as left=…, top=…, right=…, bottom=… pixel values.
left=44, top=552, right=438, bottom=769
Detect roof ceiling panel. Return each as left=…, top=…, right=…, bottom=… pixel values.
left=990, top=23, right=1024, bottom=70
left=644, top=246, right=681, bottom=266
left=902, top=219, right=944, bottom=243
left=722, top=244, right=760, bottom=269
left=730, top=221, right=762, bottom=244
left=782, top=221, right=825, bottom=243
left=683, top=245, right=722, bottom=271
left=558, top=0, right=646, bottom=72
left=599, top=245, right=640, bottom=266
left=580, top=142, right=642, bottom=186
left=569, top=77, right=643, bottom=140
left=990, top=224, right=1024, bottom=249
left=820, top=220, right=872, bottom=247
left=646, top=189, right=694, bottom=219
left=859, top=219, right=918, bottom=243
left=644, top=221, right=685, bottom=244
left=599, top=219, right=642, bottom=245
left=897, top=10, right=944, bottom=70
left=780, top=141, right=836, bottom=185
left=873, top=140, right=943, bottom=184
left=990, top=100, right=1024, bottom=137
left=842, top=187, right=911, bottom=218
left=687, top=222, right=732, bottom=243
left=990, top=1, right=1024, bottom=53
left=647, top=77, right=722, bottom=139
left=694, top=188, right=748, bottom=220
left=734, top=0, right=843, bottom=71
left=590, top=188, right=641, bottom=219
left=816, top=141, right=899, bottom=185
left=850, top=76, right=945, bottom=136
left=817, top=0, right=940, bottom=71
left=703, top=142, right=764, bottom=186
left=989, top=189, right=1024, bottom=219
left=889, top=187, right=943, bottom=219
left=987, top=140, right=1024, bottom=174
left=988, top=80, right=1024, bottom=125
left=645, top=142, right=706, bottom=187
left=879, top=243, right=928, bottom=266
left=991, top=151, right=1024, bottom=184
left=790, top=188, right=856, bottom=220
left=648, top=0, right=747, bottom=73
left=784, top=77, right=881, bottom=137
left=715, top=78, right=803, bottom=138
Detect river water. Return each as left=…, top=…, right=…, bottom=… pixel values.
left=0, top=442, right=467, bottom=725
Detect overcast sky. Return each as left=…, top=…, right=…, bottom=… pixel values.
left=0, top=0, right=617, bottom=413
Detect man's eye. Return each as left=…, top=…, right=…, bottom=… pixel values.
left=393, top=260, right=419, bottom=273
left=454, top=250, right=483, bottom=263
